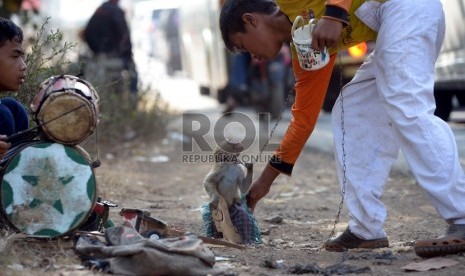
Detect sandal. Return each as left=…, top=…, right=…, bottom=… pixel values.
left=324, top=227, right=389, bottom=252
left=414, top=224, right=465, bottom=258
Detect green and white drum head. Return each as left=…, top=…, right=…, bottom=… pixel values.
left=0, top=142, right=96, bottom=238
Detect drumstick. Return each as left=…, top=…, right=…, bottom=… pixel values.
left=6, top=103, right=87, bottom=143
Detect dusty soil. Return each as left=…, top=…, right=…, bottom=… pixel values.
left=1, top=117, right=465, bottom=275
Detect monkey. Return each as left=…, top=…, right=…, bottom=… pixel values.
left=203, top=140, right=253, bottom=210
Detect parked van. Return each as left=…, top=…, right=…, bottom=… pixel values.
left=178, top=0, right=228, bottom=98
left=434, top=0, right=465, bottom=121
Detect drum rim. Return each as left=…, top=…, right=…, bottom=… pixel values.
left=31, top=75, right=99, bottom=115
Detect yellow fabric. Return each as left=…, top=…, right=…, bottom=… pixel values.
left=278, top=0, right=383, bottom=53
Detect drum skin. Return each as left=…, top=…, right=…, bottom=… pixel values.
left=0, top=142, right=97, bottom=238
left=36, top=91, right=98, bottom=145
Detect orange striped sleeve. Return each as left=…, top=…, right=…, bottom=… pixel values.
left=269, top=55, right=337, bottom=175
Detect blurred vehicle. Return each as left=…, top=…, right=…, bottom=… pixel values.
left=178, top=0, right=293, bottom=118
left=433, top=0, right=465, bottom=121
left=178, top=0, right=227, bottom=99
left=132, top=0, right=182, bottom=74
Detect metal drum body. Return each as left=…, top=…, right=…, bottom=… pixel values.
left=0, top=141, right=97, bottom=238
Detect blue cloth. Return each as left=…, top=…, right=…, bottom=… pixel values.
left=0, top=97, right=29, bottom=142
left=202, top=196, right=261, bottom=244
left=229, top=53, right=251, bottom=91
left=229, top=203, right=261, bottom=244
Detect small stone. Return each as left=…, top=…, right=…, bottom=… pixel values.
left=265, top=215, right=283, bottom=224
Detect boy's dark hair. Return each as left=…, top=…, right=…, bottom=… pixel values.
left=220, top=0, right=277, bottom=51
left=0, top=17, right=24, bottom=47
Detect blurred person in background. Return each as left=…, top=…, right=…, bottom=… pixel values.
left=162, top=9, right=182, bottom=75
left=221, top=52, right=252, bottom=115
left=83, top=0, right=138, bottom=99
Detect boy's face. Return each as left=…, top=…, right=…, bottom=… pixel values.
left=229, top=13, right=284, bottom=60
left=0, top=38, right=26, bottom=92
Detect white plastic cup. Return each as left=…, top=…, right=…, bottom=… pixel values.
left=291, top=16, right=330, bottom=71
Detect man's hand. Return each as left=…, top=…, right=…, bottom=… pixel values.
left=0, top=135, right=11, bottom=159
left=246, top=178, right=271, bottom=213
left=311, top=18, right=343, bottom=51
left=245, top=165, right=280, bottom=213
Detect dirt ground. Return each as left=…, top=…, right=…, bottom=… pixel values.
left=2, top=118, right=465, bottom=275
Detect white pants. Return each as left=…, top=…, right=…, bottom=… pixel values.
left=331, top=0, right=465, bottom=239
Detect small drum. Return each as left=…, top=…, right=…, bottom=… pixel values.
left=0, top=141, right=97, bottom=238
left=31, top=75, right=99, bottom=145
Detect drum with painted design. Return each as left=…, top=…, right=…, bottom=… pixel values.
left=0, top=141, right=97, bottom=238
left=31, top=75, right=99, bottom=145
